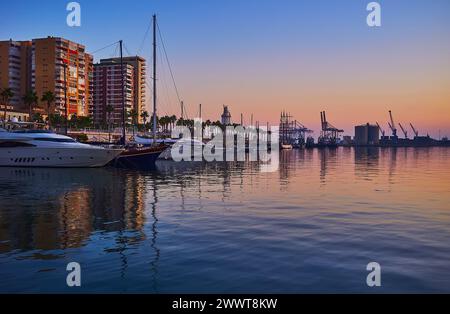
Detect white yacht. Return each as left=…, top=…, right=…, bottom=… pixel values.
left=0, top=128, right=123, bottom=168
left=134, top=135, right=178, bottom=146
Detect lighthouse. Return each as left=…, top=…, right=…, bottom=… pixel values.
left=221, top=105, right=232, bottom=125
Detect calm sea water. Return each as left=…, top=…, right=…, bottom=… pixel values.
left=0, top=147, right=449, bottom=293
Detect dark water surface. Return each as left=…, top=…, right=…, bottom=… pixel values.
left=0, top=147, right=449, bottom=293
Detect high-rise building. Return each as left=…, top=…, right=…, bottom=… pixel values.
left=0, top=39, right=32, bottom=111
left=85, top=53, right=94, bottom=118
left=99, top=56, right=146, bottom=123
left=32, top=37, right=93, bottom=117
left=93, top=60, right=134, bottom=126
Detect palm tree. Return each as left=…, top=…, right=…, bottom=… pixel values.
left=140, top=110, right=149, bottom=132
left=170, top=115, right=177, bottom=132
left=159, top=116, right=169, bottom=133
left=22, top=91, right=38, bottom=121
left=1, top=88, right=14, bottom=125
left=129, top=109, right=138, bottom=137
left=41, top=91, right=55, bottom=128
left=158, top=116, right=164, bottom=132
left=70, top=114, right=78, bottom=130
left=105, top=105, right=114, bottom=143
left=177, top=117, right=185, bottom=126
left=49, top=114, right=63, bottom=129
left=77, top=116, right=92, bottom=129
left=32, top=113, right=44, bottom=123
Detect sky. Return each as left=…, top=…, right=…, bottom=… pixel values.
left=1, top=0, right=450, bottom=137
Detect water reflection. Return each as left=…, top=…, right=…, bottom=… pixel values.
left=354, top=147, right=380, bottom=180
left=279, top=150, right=293, bottom=188
left=0, top=147, right=450, bottom=293
left=0, top=147, right=447, bottom=255
left=0, top=168, right=150, bottom=253
left=318, top=148, right=338, bottom=184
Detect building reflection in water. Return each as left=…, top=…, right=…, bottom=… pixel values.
left=0, top=147, right=449, bottom=293
left=156, top=159, right=255, bottom=204
left=0, top=148, right=438, bottom=273
left=0, top=167, right=164, bottom=289
left=354, top=147, right=380, bottom=180
left=0, top=168, right=150, bottom=254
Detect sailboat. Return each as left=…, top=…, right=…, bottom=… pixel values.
left=110, top=15, right=167, bottom=170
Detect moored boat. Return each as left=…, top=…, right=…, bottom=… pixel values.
left=0, top=128, right=123, bottom=168
left=134, top=134, right=178, bottom=146
left=110, top=144, right=167, bottom=170
left=109, top=18, right=168, bottom=170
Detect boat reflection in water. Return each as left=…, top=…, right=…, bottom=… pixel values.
left=1, top=147, right=450, bottom=293
left=0, top=167, right=160, bottom=292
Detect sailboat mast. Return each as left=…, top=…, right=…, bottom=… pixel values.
left=119, top=40, right=126, bottom=145
left=181, top=101, right=184, bottom=120
left=152, top=14, right=157, bottom=144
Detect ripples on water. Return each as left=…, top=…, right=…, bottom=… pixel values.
left=0, top=147, right=449, bottom=293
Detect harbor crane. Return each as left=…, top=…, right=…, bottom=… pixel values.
left=388, top=110, right=397, bottom=137
left=318, top=111, right=344, bottom=146
left=279, top=111, right=312, bottom=147
left=410, top=123, right=419, bottom=137
left=376, top=122, right=385, bottom=137
left=398, top=123, right=408, bottom=139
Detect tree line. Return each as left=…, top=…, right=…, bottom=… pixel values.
left=1, top=87, right=228, bottom=131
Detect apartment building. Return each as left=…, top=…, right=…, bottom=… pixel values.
left=93, top=60, right=134, bottom=126
left=0, top=40, right=32, bottom=111
left=98, top=56, right=146, bottom=123
left=32, top=37, right=93, bottom=117
left=85, top=53, right=94, bottom=117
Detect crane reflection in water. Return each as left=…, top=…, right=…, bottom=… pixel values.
left=0, top=147, right=450, bottom=293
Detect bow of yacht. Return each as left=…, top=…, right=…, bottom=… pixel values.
left=0, top=128, right=123, bottom=168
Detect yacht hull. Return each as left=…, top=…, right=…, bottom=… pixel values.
left=110, top=146, right=166, bottom=170
left=0, top=147, right=123, bottom=168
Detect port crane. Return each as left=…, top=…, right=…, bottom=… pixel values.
left=280, top=111, right=312, bottom=147
left=398, top=123, right=408, bottom=139
left=318, top=111, right=344, bottom=146
left=410, top=123, right=419, bottom=137
left=388, top=110, right=397, bottom=138
left=376, top=122, right=385, bottom=137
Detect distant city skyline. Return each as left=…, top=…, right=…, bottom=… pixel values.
left=2, top=0, right=450, bottom=137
